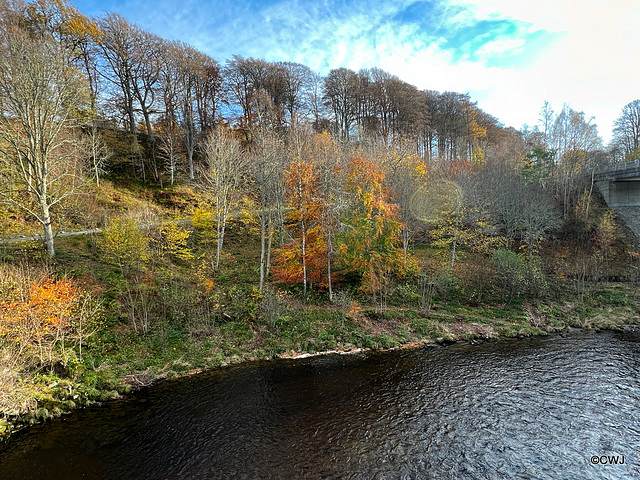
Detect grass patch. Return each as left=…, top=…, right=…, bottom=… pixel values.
left=2, top=178, right=640, bottom=440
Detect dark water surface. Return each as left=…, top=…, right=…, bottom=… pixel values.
left=2, top=330, right=640, bottom=479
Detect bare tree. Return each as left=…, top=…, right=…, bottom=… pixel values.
left=251, top=127, right=286, bottom=292
left=130, top=30, right=163, bottom=141
left=307, top=70, right=330, bottom=132
left=538, top=101, right=555, bottom=146
left=83, top=118, right=112, bottom=187
left=194, top=57, right=223, bottom=134
left=96, top=13, right=138, bottom=134
left=166, top=42, right=222, bottom=181
left=519, top=186, right=557, bottom=261
left=549, top=104, right=602, bottom=217
left=98, top=20, right=163, bottom=182
left=310, top=131, right=345, bottom=301
left=175, top=42, right=201, bottom=182
left=157, top=122, right=184, bottom=186
left=199, top=127, right=248, bottom=270
left=323, top=68, right=359, bottom=140
left=473, top=161, right=523, bottom=248
left=613, top=99, right=640, bottom=157
left=0, top=21, right=90, bottom=257
left=279, top=61, right=313, bottom=128
left=363, top=68, right=426, bottom=145
left=223, top=56, right=271, bottom=132
left=94, top=13, right=150, bottom=180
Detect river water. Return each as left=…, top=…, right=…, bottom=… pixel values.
left=1, top=330, right=639, bottom=479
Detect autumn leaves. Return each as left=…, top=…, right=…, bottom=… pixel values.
left=0, top=267, right=102, bottom=371
left=274, top=149, right=416, bottom=311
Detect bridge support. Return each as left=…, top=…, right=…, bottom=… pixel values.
left=595, top=161, right=640, bottom=238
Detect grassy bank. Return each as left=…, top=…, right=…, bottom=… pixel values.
left=1, top=241, right=638, bottom=440
left=1, top=182, right=640, bottom=441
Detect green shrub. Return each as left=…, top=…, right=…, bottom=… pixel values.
left=491, top=249, right=547, bottom=303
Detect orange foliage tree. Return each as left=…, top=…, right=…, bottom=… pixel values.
left=311, top=131, right=344, bottom=301
left=273, top=132, right=345, bottom=299
left=1, top=278, right=75, bottom=368
left=272, top=159, right=327, bottom=296
left=338, top=157, right=416, bottom=311
left=0, top=275, right=101, bottom=369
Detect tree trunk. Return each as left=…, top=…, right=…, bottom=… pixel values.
left=402, top=225, right=410, bottom=257
left=301, top=216, right=307, bottom=298
left=450, top=215, right=459, bottom=269
left=299, top=177, right=307, bottom=299
left=266, top=212, right=274, bottom=277
left=42, top=212, right=55, bottom=258
left=186, top=134, right=195, bottom=181
left=326, top=224, right=333, bottom=302
left=215, top=207, right=226, bottom=271
left=126, top=88, right=136, bottom=135
left=585, top=170, right=595, bottom=221
left=37, top=194, right=56, bottom=258
left=259, top=209, right=267, bottom=293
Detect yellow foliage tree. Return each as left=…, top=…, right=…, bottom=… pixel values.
left=99, top=216, right=150, bottom=274
left=191, top=207, right=216, bottom=246
left=99, top=216, right=153, bottom=333
left=338, top=157, right=416, bottom=312
left=156, top=222, right=193, bottom=260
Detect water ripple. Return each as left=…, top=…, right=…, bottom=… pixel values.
left=1, top=331, right=640, bottom=479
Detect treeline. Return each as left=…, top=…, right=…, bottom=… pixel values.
left=91, top=14, right=505, bottom=167
left=0, top=0, right=636, bottom=273
left=0, top=0, right=505, bottom=180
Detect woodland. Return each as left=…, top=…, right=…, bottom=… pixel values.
left=1, top=0, right=640, bottom=435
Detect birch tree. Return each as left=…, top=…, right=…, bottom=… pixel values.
left=549, top=105, right=602, bottom=217
left=613, top=100, right=640, bottom=157
left=274, top=157, right=319, bottom=298
left=251, top=127, right=285, bottom=292
left=0, top=16, right=90, bottom=257
left=273, top=131, right=318, bottom=298
left=311, top=131, right=344, bottom=301
left=200, top=127, right=248, bottom=270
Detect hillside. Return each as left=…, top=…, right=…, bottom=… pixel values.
left=1, top=0, right=640, bottom=439
left=2, top=165, right=640, bottom=439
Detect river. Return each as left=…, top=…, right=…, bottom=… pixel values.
left=1, top=330, right=639, bottom=479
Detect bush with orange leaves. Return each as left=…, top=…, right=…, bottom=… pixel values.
left=0, top=265, right=103, bottom=372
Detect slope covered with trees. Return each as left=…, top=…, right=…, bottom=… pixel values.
left=1, top=0, right=639, bottom=437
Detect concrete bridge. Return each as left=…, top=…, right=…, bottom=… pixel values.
left=594, top=159, right=640, bottom=238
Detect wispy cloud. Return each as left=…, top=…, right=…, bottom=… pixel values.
left=447, top=0, right=640, bottom=139
left=74, top=0, right=546, bottom=78
left=70, top=0, right=640, bottom=141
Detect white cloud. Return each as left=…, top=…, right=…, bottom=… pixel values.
left=446, top=0, right=640, bottom=141
left=474, top=38, right=525, bottom=57
left=71, top=0, right=640, bottom=142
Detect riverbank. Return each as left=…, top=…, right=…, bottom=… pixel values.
left=2, top=281, right=638, bottom=442
left=5, top=329, right=637, bottom=480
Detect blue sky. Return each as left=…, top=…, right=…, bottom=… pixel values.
left=70, top=0, right=640, bottom=143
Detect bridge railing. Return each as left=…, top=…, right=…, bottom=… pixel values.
left=612, top=159, right=640, bottom=171
left=593, top=159, right=640, bottom=176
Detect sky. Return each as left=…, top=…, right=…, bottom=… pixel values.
left=69, top=0, right=640, bottom=144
